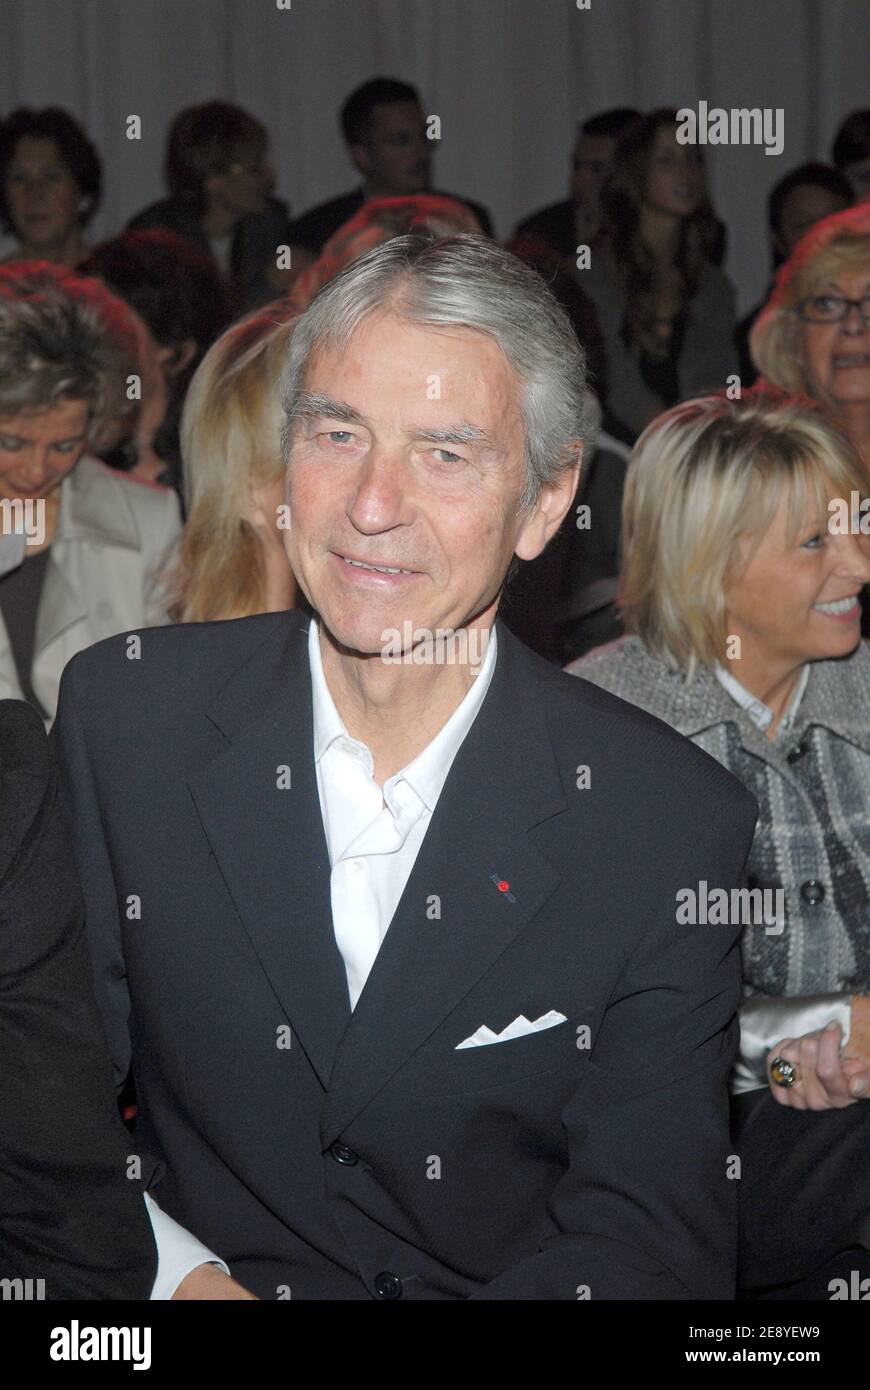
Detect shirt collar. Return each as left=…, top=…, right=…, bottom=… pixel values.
left=58, top=454, right=143, bottom=551
left=713, top=661, right=809, bottom=735
left=309, top=617, right=498, bottom=810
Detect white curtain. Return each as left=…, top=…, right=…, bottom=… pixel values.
left=0, top=0, right=865, bottom=311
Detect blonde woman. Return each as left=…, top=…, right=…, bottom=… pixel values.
left=570, top=387, right=870, bottom=1296
left=162, top=307, right=299, bottom=622
left=751, top=203, right=870, bottom=470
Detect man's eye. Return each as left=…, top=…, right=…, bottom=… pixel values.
left=54, top=440, right=80, bottom=454
left=0, top=438, right=22, bottom=451
left=431, top=448, right=465, bottom=465
left=322, top=430, right=353, bottom=445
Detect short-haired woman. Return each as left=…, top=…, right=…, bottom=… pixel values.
left=570, top=388, right=870, bottom=1294
left=0, top=262, right=181, bottom=723
left=128, top=100, right=313, bottom=312
left=0, top=107, right=101, bottom=268
left=751, top=203, right=870, bottom=472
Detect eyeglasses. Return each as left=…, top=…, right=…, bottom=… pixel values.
left=797, top=294, right=870, bottom=324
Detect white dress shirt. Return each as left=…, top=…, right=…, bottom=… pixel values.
left=145, top=616, right=498, bottom=1294
left=311, top=616, right=498, bottom=1008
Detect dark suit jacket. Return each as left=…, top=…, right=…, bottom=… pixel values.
left=128, top=193, right=292, bottom=311
left=0, top=700, right=156, bottom=1298
left=289, top=185, right=493, bottom=254
left=51, top=609, right=757, bottom=1300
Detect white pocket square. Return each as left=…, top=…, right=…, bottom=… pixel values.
left=455, top=1010, right=567, bottom=1049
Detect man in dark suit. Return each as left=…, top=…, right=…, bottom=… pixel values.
left=52, top=232, right=756, bottom=1300
left=513, top=107, right=639, bottom=259
left=0, top=699, right=156, bottom=1298
left=290, top=78, right=492, bottom=254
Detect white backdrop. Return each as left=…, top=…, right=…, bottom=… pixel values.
left=0, top=0, right=866, bottom=311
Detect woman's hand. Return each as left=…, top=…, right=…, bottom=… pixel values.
left=766, top=1020, right=870, bottom=1109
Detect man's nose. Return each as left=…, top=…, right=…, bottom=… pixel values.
left=347, top=447, right=411, bottom=528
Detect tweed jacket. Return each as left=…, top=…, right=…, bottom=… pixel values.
left=570, top=636, right=870, bottom=1091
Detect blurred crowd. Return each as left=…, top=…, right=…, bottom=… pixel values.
left=1, top=81, right=868, bottom=717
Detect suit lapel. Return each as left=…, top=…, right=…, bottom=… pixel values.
left=186, top=612, right=569, bottom=1127
left=31, top=460, right=142, bottom=707
left=186, top=613, right=351, bottom=1090
left=320, top=619, right=567, bottom=1145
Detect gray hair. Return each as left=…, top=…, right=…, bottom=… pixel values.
left=0, top=261, right=139, bottom=442
left=280, top=232, right=592, bottom=509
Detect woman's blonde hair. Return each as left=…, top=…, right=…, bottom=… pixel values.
left=750, top=203, right=870, bottom=396
left=619, top=387, right=870, bottom=677
left=163, top=305, right=295, bottom=622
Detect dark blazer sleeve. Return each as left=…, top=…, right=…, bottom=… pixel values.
left=0, top=700, right=156, bottom=1299
left=49, top=664, right=133, bottom=1092
left=469, top=781, right=757, bottom=1300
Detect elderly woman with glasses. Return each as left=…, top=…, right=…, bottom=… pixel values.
left=751, top=204, right=870, bottom=471
left=570, top=387, right=870, bottom=1296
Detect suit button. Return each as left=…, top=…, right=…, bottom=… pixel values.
left=800, top=880, right=826, bottom=906
left=330, top=1142, right=358, bottom=1165
left=787, top=741, right=809, bottom=763
left=374, top=1272, right=403, bottom=1299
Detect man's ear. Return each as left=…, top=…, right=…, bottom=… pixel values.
left=514, top=444, right=584, bottom=563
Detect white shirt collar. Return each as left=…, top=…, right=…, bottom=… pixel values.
left=309, top=617, right=498, bottom=809
left=713, top=661, right=809, bottom=735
